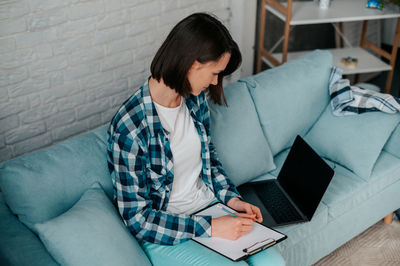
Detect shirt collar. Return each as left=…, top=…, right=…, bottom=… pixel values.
left=141, top=79, right=203, bottom=136
left=185, top=92, right=202, bottom=122
left=141, top=79, right=164, bottom=136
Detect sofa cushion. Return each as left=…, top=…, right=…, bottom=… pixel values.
left=34, top=183, right=151, bottom=266
left=384, top=122, right=400, bottom=158
left=250, top=148, right=293, bottom=183
left=304, top=104, right=400, bottom=179
left=277, top=202, right=328, bottom=251
left=242, top=50, right=332, bottom=156
left=0, top=125, right=112, bottom=231
left=322, top=151, right=400, bottom=220
left=0, top=193, right=57, bottom=266
left=209, top=81, right=276, bottom=186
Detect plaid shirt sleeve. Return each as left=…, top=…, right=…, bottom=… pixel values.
left=109, top=131, right=212, bottom=245
left=200, top=93, right=241, bottom=204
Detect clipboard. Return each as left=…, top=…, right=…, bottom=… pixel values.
left=192, top=202, right=287, bottom=261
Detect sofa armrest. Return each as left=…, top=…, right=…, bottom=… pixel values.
left=384, top=123, right=400, bottom=158
left=0, top=193, right=58, bottom=266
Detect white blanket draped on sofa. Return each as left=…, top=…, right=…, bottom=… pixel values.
left=329, top=67, right=400, bottom=116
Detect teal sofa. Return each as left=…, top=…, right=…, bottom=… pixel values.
left=1, top=50, right=400, bottom=266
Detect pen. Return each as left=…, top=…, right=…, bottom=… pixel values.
left=218, top=205, right=238, bottom=217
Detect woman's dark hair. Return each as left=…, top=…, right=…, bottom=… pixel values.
left=150, top=12, right=242, bottom=105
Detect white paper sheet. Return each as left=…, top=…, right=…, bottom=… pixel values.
left=192, top=203, right=286, bottom=261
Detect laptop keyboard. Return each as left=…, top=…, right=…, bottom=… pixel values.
left=255, top=182, right=303, bottom=225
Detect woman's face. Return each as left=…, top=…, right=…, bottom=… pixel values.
left=187, top=52, right=231, bottom=96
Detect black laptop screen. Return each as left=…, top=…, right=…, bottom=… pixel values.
left=278, top=136, right=334, bottom=220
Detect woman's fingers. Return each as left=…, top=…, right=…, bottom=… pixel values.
left=243, top=203, right=254, bottom=215
left=241, top=202, right=263, bottom=223
left=235, top=212, right=256, bottom=220
left=212, top=215, right=254, bottom=240
left=236, top=218, right=253, bottom=237
left=235, top=208, right=262, bottom=222
left=251, top=205, right=263, bottom=222
left=241, top=225, right=253, bottom=234
left=237, top=216, right=254, bottom=225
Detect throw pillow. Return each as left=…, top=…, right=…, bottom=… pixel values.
left=0, top=125, right=112, bottom=231
left=242, top=50, right=333, bottom=156
left=34, top=183, right=151, bottom=266
left=209, top=80, right=276, bottom=186
left=383, top=122, right=400, bottom=158
left=304, top=104, right=400, bottom=179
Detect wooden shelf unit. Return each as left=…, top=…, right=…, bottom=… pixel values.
left=256, top=0, right=400, bottom=93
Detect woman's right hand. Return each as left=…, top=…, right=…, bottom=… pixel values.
left=211, top=213, right=255, bottom=240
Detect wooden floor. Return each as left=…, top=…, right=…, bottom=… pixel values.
left=313, top=216, right=400, bottom=266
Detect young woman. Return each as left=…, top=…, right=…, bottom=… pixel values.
left=107, top=12, right=285, bottom=265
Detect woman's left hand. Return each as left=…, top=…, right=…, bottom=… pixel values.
left=227, top=197, right=263, bottom=223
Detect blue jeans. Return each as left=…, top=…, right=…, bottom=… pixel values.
left=139, top=238, right=285, bottom=266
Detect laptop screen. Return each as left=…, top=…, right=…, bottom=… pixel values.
left=277, top=136, right=334, bottom=220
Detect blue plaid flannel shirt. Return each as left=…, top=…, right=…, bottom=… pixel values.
left=107, top=80, right=240, bottom=245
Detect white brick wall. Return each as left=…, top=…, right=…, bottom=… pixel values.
left=0, top=0, right=235, bottom=162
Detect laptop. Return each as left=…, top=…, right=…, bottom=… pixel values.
left=237, top=135, right=334, bottom=227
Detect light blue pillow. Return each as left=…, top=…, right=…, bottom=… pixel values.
left=304, top=105, right=400, bottom=179
left=384, top=123, right=400, bottom=158
left=0, top=125, right=112, bottom=231
left=34, top=183, right=151, bottom=266
left=242, top=50, right=333, bottom=156
left=209, top=81, right=276, bottom=186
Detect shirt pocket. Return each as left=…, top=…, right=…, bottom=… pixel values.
left=147, top=168, right=166, bottom=209
left=147, top=168, right=166, bottom=192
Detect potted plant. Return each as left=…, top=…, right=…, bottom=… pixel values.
left=378, top=0, right=400, bottom=9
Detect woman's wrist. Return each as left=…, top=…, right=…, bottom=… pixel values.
left=227, top=197, right=241, bottom=209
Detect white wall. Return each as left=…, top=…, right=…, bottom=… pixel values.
left=229, top=0, right=257, bottom=80
left=0, top=0, right=256, bottom=162
left=382, top=18, right=400, bottom=47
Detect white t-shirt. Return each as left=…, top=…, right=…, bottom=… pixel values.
left=154, top=97, right=216, bottom=214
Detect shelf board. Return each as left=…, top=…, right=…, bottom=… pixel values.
left=262, top=47, right=392, bottom=75
left=266, top=0, right=400, bottom=25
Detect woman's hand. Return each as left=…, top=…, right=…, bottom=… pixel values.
left=211, top=213, right=255, bottom=240
left=226, top=197, right=263, bottom=223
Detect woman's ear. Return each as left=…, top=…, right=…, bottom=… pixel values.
left=190, top=60, right=202, bottom=71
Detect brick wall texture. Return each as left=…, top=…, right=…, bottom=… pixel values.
left=0, top=0, right=233, bottom=162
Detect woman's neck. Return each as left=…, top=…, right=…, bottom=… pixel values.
left=148, top=77, right=182, bottom=108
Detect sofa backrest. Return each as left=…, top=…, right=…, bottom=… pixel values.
left=0, top=125, right=112, bottom=231
left=209, top=80, right=276, bottom=186
left=242, top=50, right=333, bottom=156
left=0, top=50, right=334, bottom=232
